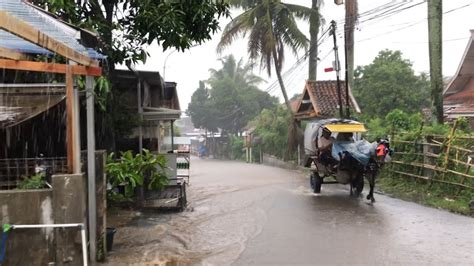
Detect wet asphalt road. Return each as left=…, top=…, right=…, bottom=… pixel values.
left=107, top=158, right=474, bottom=265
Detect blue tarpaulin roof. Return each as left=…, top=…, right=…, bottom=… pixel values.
left=0, top=0, right=105, bottom=60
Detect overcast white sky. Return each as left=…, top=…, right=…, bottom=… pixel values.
left=123, top=0, right=474, bottom=112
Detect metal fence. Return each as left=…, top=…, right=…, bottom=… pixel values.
left=0, top=157, right=68, bottom=189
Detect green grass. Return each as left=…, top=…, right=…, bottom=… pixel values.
left=377, top=171, right=473, bottom=216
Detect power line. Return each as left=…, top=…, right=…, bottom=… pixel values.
left=357, top=2, right=474, bottom=43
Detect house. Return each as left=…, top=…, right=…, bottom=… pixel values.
left=444, top=30, right=474, bottom=129
left=294, top=80, right=361, bottom=120
left=0, top=0, right=106, bottom=264
left=111, top=69, right=181, bottom=153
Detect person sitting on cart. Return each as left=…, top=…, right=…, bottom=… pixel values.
left=317, top=127, right=337, bottom=169
left=336, top=132, right=354, bottom=142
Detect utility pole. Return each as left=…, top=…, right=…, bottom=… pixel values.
left=344, top=27, right=350, bottom=119
left=428, top=0, right=443, bottom=123
left=331, top=20, right=344, bottom=119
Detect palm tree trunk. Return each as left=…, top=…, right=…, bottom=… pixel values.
left=308, top=0, right=320, bottom=81
left=345, top=0, right=357, bottom=92
left=428, top=0, right=443, bottom=123
left=272, top=48, right=293, bottom=115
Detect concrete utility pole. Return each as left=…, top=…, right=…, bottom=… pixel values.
left=86, top=76, right=96, bottom=262
left=344, top=0, right=358, bottom=118
left=330, top=20, right=344, bottom=119
left=428, top=0, right=443, bottom=123
left=308, top=0, right=320, bottom=81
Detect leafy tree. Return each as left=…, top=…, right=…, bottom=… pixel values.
left=353, top=50, right=430, bottom=118
left=251, top=106, right=291, bottom=159
left=218, top=0, right=315, bottom=114
left=186, top=81, right=219, bottom=132
left=33, top=0, right=230, bottom=65
left=207, top=55, right=277, bottom=134
left=187, top=56, right=277, bottom=134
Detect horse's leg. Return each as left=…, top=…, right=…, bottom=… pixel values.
left=366, top=173, right=375, bottom=202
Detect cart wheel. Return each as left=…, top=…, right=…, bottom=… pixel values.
left=310, top=172, right=322, bottom=194
left=352, top=175, right=364, bottom=197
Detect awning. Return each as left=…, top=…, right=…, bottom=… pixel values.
left=0, top=83, right=65, bottom=128
left=325, top=123, right=367, bottom=133
left=142, top=107, right=181, bottom=121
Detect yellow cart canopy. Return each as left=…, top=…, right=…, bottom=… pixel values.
left=325, top=123, right=367, bottom=133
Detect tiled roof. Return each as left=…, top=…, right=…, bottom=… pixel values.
left=444, top=83, right=474, bottom=105
left=290, top=99, right=300, bottom=112
left=306, top=80, right=358, bottom=117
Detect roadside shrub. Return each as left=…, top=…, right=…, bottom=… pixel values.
left=106, top=149, right=168, bottom=202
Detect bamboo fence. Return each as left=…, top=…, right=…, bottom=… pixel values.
left=388, top=122, right=474, bottom=190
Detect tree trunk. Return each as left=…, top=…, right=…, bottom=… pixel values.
left=308, top=0, right=320, bottom=81
left=272, top=48, right=293, bottom=115
left=428, top=0, right=443, bottom=123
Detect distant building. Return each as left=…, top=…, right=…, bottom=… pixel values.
left=294, top=80, right=361, bottom=120
left=444, top=30, right=474, bottom=129
left=111, top=69, right=181, bottom=152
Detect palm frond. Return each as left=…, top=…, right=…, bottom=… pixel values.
left=217, top=9, right=255, bottom=54
left=226, top=0, right=260, bottom=9
left=273, top=4, right=309, bottom=56
left=284, top=3, right=316, bottom=21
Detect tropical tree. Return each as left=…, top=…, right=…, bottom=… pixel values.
left=353, top=50, right=431, bottom=118
left=218, top=0, right=315, bottom=114
left=208, top=55, right=264, bottom=88
left=251, top=106, right=291, bottom=160
left=186, top=81, right=219, bottom=133
left=427, top=0, right=443, bottom=123
left=187, top=56, right=277, bottom=134
left=345, top=0, right=358, bottom=91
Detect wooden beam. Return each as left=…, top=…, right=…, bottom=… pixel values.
left=0, top=47, right=31, bottom=60
left=0, top=11, right=98, bottom=67
left=66, top=66, right=76, bottom=173
left=0, top=59, right=102, bottom=76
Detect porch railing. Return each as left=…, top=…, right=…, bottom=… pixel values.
left=0, top=157, right=68, bottom=189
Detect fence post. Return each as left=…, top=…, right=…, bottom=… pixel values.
left=441, top=120, right=458, bottom=180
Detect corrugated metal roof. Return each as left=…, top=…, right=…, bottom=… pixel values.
left=0, top=30, right=51, bottom=55
left=0, top=0, right=105, bottom=59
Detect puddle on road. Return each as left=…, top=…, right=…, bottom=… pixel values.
left=105, top=185, right=270, bottom=265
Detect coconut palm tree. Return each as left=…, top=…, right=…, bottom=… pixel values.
left=208, top=55, right=265, bottom=88
left=217, top=0, right=315, bottom=115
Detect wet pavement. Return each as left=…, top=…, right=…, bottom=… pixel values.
left=106, top=158, right=474, bottom=265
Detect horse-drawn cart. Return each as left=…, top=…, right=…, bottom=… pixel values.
left=304, top=119, right=388, bottom=202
